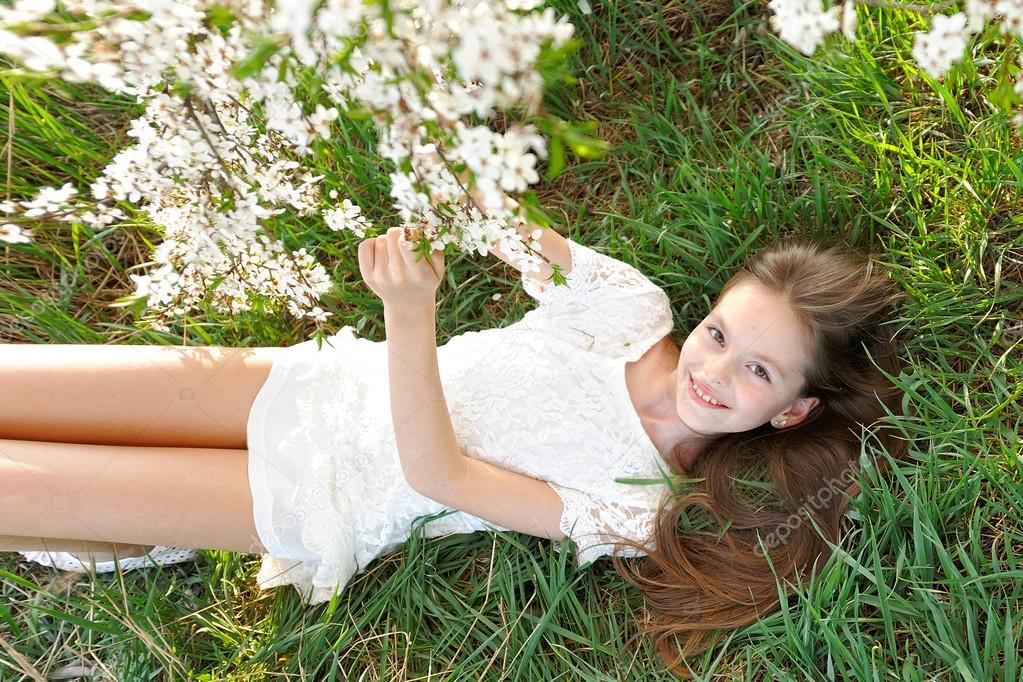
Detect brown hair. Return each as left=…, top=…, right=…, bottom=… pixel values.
left=600, top=237, right=910, bottom=676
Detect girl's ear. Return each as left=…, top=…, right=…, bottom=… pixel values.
left=779, top=395, right=820, bottom=427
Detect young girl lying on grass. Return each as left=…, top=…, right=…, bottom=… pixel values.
left=2, top=223, right=907, bottom=666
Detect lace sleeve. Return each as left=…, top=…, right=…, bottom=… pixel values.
left=544, top=480, right=656, bottom=567
left=517, top=238, right=674, bottom=362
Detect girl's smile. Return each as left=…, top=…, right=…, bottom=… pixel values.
left=686, top=373, right=729, bottom=409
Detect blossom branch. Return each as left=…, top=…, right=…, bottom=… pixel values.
left=0, top=0, right=579, bottom=326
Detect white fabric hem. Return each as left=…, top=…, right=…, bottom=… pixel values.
left=247, top=342, right=305, bottom=558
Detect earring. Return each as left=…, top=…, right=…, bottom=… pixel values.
left=773, top=418, right=788, bottom=428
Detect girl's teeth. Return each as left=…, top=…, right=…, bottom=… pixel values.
left=693, top=380, right=721, bottom=406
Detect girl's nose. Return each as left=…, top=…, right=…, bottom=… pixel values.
left=704, top=355, right=730, bottom=388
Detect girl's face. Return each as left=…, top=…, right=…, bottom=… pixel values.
left=673, top=280, right=820, bottom=435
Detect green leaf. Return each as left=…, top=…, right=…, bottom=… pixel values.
left=563, top=121, right=611, bottom=160
left=536, top=37, right=583, bottom=87
left=988, top=62, right=1023, bottom=114
left=332, top=36, right=359, bottom=73
left=204, top=4, right=236, bottom=36
left=346, top=104, right=373, bottom=120
left=520, top=191, right=554, bottom=228
left=549, top=263, right=568, bottom=286
left=231, top=38, right=284, bottom=80
left=170, top=78, right=193, bottom=100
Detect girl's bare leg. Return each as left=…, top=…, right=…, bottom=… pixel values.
left=0, top=438, right=268, bottom=554
left=0, top=343, right=283, bottom=560
left=0, top=344, right=285, bottom=449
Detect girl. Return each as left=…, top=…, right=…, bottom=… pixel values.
left=2, top=226, right=907, bottom=666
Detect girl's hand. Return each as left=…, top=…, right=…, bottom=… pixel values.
left=358, top=226, right=445, bottom=311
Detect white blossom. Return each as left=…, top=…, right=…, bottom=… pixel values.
left=912, top=13, right=971, bottom=79
left=767, top=0, right=840, bottom=56
left=0, top=223, right=34, bottom=244
left=965, top=0, right=997, bottom=33
left=0, top=0, right=57, bottom=24
left=324, top=199, right=372, bottom=237
left=19, top=182, right=77, bottom=217
left=504, top=0, right=545, bottom=10
left=453, top=23, right=513, bottom=87
left=0, top=0, right=579, bottom=327
left=304, top=306, right=333, bottom=321
left=841, top=2, right=857, bottom=42
left=995, top=0, right=1023, bottom=36
left=310, top=104, right=339, bottom=140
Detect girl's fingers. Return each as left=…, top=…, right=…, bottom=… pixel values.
left=385, top=228, right=403, bottom=279
left=358, top=238, right=374, bottom=274
left=375, top=235, right=388, bottom=277
left=361, top=227, right=443, bottom=289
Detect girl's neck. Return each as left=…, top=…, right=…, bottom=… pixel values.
left=638, top=335, right=707, bottom=473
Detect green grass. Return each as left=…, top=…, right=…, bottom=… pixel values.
left=2, top=0, right=1021, bottom=678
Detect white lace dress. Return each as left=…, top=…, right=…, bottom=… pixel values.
left=246, top=237, right=678, bottom=604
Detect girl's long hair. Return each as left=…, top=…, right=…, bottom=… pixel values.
left=598, top=237, right=910, bottom=675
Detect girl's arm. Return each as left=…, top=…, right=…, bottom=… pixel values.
left=385, top=304, right=463, bottom=490
left=384, top=303, right=567, bottom=540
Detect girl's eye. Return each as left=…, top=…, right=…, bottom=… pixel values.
left=706, top=326, right=771, bottom=382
